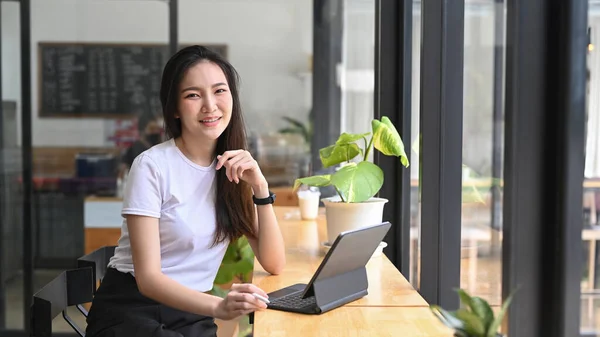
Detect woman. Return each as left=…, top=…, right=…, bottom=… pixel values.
left=85, top=45, right=286, bottom=337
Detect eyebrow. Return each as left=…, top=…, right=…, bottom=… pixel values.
left=181, top=83, right=228, bottom=93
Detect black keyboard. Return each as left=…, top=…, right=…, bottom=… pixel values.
left=269, top=292, right=316, bottom=309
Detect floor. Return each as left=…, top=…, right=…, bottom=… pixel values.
left=3, top=269, right=86, bottom=332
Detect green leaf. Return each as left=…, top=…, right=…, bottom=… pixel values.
left=210, top=285, right=229, bottom=298
left=330, top=161, right=383, bottom=203
left=319, top=143, right=361, bottom=168
left=222, top=242, right=239, bottom=263
left=239, top=241, right=255, bottom=260
left=455, top=309, right=486, bottom=336
left=278, top=127, right=302, bottom=134
left=215, top=258, right=254, bottom=285
left=471, top=297, right=495, bottom=332
left=293, top=175, right=332, bottom=190
left=282, top=116, right=306, bottom=129
left=335, top=132, right=371, bottom=145
left=371, top=116, right=409, bottom=167
left=430, top=305, right=465, bottom=330
left=214, top=236, right=255, bottom=285
left=213, top=263, right=236, bottom=285
left=487, top=289, right=517, bottom=337
left=457, top=288, right=476, bottom=310
left=457, top=289, right=494, bottom=332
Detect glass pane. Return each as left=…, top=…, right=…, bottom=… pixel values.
left=582, top=1, right=600, bottom=334
left=1, top=0, right=24, bottom=330
left=410, top=0, right=422, bottom=289
left=5, top=0, right=168, bottom=332
left=178, top=1, right=313, bottom=335
left=341, top=0, right=375, bottom=138
left=460, top=0, right=504, bottom=311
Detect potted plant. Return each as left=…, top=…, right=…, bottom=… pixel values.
left=210, top=236, right=255, bottom=337
left=430, top=289, right=516, bottom=337
left=293, top=116, right=409, bottom=244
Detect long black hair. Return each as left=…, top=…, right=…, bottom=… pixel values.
left=159, top=45, right=256, bottom=245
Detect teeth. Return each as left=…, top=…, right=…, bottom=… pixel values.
left=201, top=117, right=220, bottom=123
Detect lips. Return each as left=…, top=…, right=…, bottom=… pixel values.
left=200, top=117, right=222, bottom=123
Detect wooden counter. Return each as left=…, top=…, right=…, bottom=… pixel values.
left=252, top=207, right=451, bottom=336
left=253, top=306, right=452, bottom=337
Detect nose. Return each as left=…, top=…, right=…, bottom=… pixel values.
left=201, top=95, right=217, bottom=113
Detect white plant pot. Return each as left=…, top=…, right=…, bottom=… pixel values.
left=321, top=196, right=389, bottom=244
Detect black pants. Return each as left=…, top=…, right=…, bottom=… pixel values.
left=85, top=268, right=218, bottom=337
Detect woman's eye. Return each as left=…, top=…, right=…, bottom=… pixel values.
left=215, top=89, right=227, bottom=94
left=185, top=93, right=200, bottom=98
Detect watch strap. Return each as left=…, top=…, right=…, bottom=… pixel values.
left=253, top=191, right=276, bottom=205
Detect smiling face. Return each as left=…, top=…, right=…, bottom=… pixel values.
left=176, top=61, right=233, bottom=142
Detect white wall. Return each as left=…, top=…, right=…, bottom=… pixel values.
left=179, top=0, right=313, bottom=133
left=1, top=0, right=312, bottom=147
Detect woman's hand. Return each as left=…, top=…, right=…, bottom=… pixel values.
left=216, top=150, right=267, bottom=190
left=212, top=283, right=269, bottom=320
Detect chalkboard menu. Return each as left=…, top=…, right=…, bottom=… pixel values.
left=38, top=43, right=227, bottom=118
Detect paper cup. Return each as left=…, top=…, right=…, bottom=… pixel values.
left=297, top=189, right=321, bottom=220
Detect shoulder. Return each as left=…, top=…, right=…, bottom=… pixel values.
left=131, top=139, right=177, bottom=172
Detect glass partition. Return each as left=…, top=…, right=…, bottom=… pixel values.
left=1, top=0, right=169, bottom=332
left=1, top=1, right=23, bottom=331
left=459, top=0, right=505, bottom=309
left=582, top=0, right=600, bottom=333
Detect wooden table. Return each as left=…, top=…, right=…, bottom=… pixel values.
left=253, top=306, right=452, bottom=337
left=252, top=207, right=452, bottom=336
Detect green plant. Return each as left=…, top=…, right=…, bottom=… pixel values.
left=210, top=236, right=255, bottom=336
left=278, top=109, right=313, bottom=146
left=430, top=289, right=516, bottom=337
left=210, top=236, right=255, bottom=297
left=293, top=116, right=409, bottom=203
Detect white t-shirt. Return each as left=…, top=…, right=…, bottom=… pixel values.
left=107, top=138, right=229, bottom=292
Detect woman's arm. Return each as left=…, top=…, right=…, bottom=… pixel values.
left=247, top=182, right=286, bottom=275
left=127, top=214, right=268, bottom=320
left=215, top=150, right=286, bottom=275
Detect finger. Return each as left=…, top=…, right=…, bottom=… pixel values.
left=231, top=283, right=269, bottom=299
left=225, top=154, right=247, bottom=183
left=237, top=158, right=258, bottom=182
left=216, top=150, right=244, bottom=170
left=236, top=308, right=256, bottom=316
left=234, top=295, right=265, bottom=310
left=239, top=293, right=268, bottom=309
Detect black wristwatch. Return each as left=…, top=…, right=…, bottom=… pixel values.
left=253, top=191, right=276, bottom=205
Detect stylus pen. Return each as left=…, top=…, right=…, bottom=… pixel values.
left=253, top=293, right=270, bottom=304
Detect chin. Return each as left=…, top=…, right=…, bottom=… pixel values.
left=202, top=128, right=227, bottom=140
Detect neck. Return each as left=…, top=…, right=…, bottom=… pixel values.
left=176, top=133, right=217, bottom=167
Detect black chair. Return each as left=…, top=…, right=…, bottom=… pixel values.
left=75, top=246, right=116, bottom=316
left=31, top=267, right=94, bottom=337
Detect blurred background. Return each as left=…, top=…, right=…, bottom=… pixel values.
left=0, top=0, right=598, bottom=336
